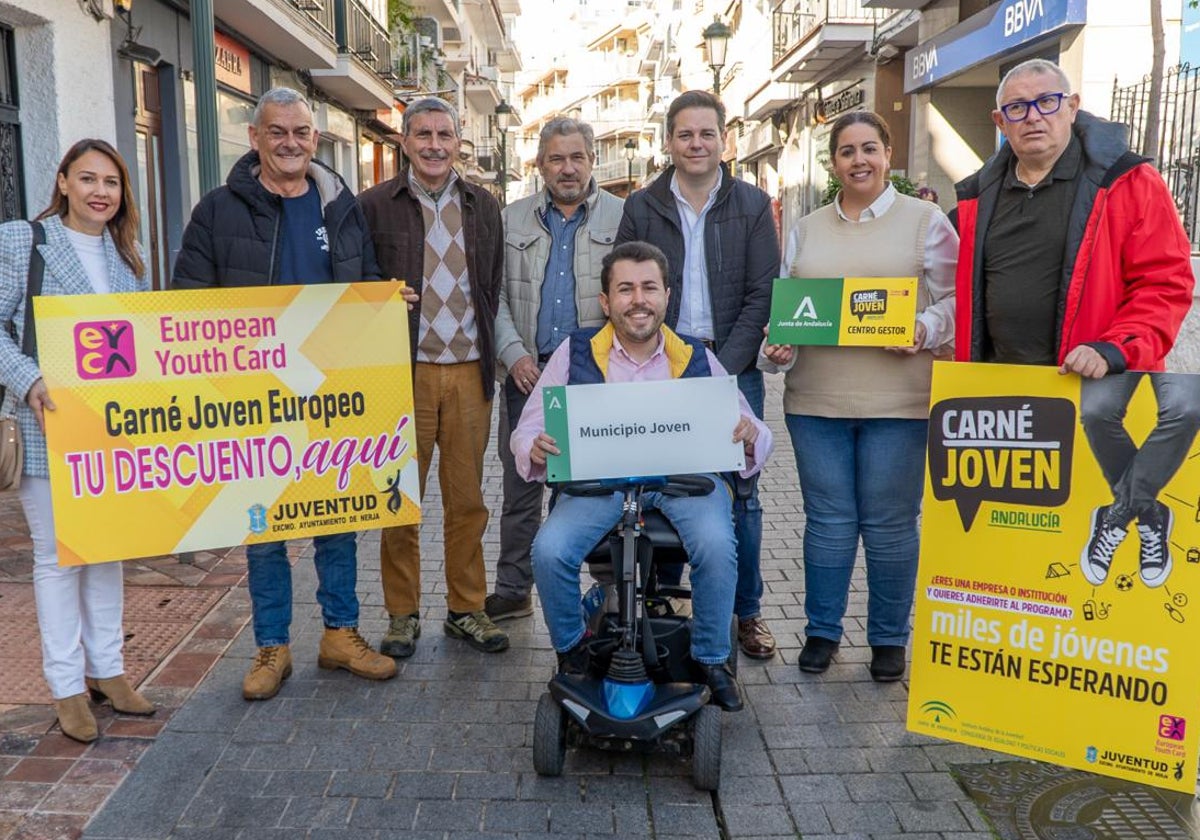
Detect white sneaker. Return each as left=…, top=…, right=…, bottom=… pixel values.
left=1081, top=505, right=1126, bottom=587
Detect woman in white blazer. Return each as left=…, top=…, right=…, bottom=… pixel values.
left=0, top=139, right=153, bottom=741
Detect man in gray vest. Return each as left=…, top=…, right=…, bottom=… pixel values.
left=486, top=117, right=625, bottom=621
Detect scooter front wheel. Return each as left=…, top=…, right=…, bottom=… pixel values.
left=691, top=705, right=723, bottom=791
left=533, top=692, right=566, bottom=776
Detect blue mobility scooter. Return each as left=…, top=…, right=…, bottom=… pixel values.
left=531, top=475, right=735, bottom=791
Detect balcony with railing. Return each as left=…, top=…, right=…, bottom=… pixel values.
left=589, top=100, right=647, bottom=137
left=593, top=156, right=649, bottom=189
left=462, top=0, right=507, bottom=44
left=344, top=0, right=392, bottom=75
left=593, top=55, right=643, bottom=83
left=393, top=35, right=444, bottom=93
left=410, top=0, right=464, bottom=29
left=519, top=90, right=576, bottom=128
left=771, top=0, right=886, bottom=82
left=465, top=65, right=503, bottom=111
left=311, top=0, right=395, bottom=109
left=213, top=0, right=337, bottom=70
left=474, top=140, right=523, bottom=182
left=293, top=0, right=336, bottom=38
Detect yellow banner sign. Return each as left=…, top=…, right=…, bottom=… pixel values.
left=35, top=282, right=420, bottom=566
left=909, top=362, right=1200, bottom=792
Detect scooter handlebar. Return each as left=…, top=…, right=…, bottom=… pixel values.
left=558, top=475, right=714, bottom=497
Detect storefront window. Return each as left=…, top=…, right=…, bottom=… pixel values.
left=217, top=89, right=253, bottom=179
left=317, top=135, right=337, bottom=171
left=359, top=136, right=377, bottom=190
left=382, top=145, right=396, bottom=181
left=269, top=67, right=303, bottom=93
left=314, top=103, right=357, bottom=188
left=182, top=81, right=255, bottom=197
left=182, top=78, right=200, bottom=208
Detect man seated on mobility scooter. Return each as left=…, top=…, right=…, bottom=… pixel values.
left=511, top=240, right=773, bottom=713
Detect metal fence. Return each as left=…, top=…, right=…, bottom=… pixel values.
left=1112, top=63, right=1200, bottom=248
left=771, top=0, right=886, bottom=66
left=289, top=0, right=335, bottom=40
left=342, top=0, right=392, bottom=76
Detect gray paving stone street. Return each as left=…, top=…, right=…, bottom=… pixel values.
left=82, top=375, right=1004, bottom=840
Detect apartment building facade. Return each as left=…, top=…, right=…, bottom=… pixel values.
left=405, top=0, right=522, bottom=201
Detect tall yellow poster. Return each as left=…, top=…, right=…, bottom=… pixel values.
left=34, top=282, right=420, bottom=566
left=908, top=362, right=1200, bottom=792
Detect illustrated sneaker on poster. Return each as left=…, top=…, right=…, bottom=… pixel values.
left=1136, top=501, right=1174, bottom=588
left=1081, top=504, right=1127, bottom=586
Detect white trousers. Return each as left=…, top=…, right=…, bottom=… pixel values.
left=19, top=477, right=125, bottom=699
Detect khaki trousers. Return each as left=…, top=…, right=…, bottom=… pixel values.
left=380, top=361, right=492, bottom=615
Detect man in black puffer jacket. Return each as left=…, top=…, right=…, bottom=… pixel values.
left=173, top=87, right=394, bottom=702
left=616, top=90, right=779, bottom=662
left=174, top=97, right=381, bottom=288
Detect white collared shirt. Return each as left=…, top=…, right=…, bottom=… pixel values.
left=669, top=171, right=724, bottom=340
left=780, top=183, right=958, bottom=350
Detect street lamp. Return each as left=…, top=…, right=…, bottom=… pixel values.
left=703, top=16, right=732, bottom=95
left=624, top=138, right=637, bottom=195
left=494, top=99, right=514, bottom=207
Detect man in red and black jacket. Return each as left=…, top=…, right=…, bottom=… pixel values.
left=954, top=58, right=1199, bottom=592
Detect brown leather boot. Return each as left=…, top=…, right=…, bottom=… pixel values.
left=54, top=693, right=98, bottom=743
left=318, top=627, right=397, bottom=680
left=242, top=645, right=292, bottom=701
left=86, top=675, right=155, bottom=716
left=737, top=617, right=778, bottom=660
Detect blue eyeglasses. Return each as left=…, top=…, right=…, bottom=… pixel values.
left=998, top=92, right=1067, bottom=122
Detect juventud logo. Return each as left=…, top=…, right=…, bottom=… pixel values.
left=74, top=320, right=137, bottom=380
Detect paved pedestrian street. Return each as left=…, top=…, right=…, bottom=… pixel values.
left=4, top=376, right=1189, bottom=839
left=68, top=377, right=993, bottom=839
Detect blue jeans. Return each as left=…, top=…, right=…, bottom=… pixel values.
left=785, top=415, right=926, bottom=646
left=657, top=369, right=765, bottom=620
left=246, top=531, right=360, bottom=647
left=733, top=369, right=765, bottom=619
left=531, top=474, right=737, bottom=664
left=1080, top=373, right=1200, bottom=525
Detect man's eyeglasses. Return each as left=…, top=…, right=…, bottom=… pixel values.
left=998, top=92, right=1067, bottom=122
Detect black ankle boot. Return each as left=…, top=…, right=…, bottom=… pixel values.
left=697, top=662, right=743, bottom=711
left=797, top=636, right=839, bottom=673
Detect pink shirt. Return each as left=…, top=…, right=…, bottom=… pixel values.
left=511, top=330, right=773, bottom=483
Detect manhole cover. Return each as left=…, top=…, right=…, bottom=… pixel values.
left=953, top=760, right=1198, bottom=839
left=0, top=584, right=226, bottom=705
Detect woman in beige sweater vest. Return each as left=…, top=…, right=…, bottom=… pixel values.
left=761, top=112, right=957, bottom=682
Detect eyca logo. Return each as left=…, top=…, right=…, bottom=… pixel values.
left=1159, top=715, right=1187, bottom=742
left=74, top=320, right=136, bottom=380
